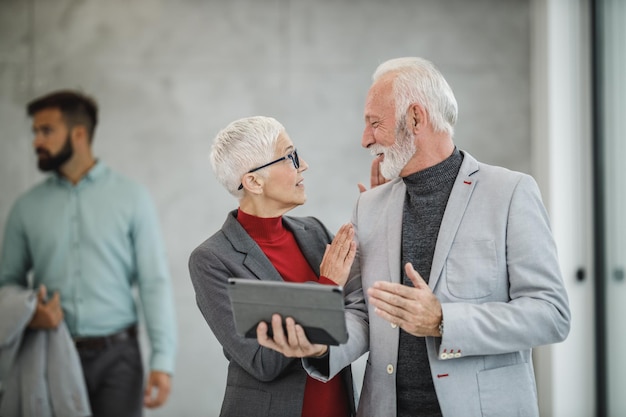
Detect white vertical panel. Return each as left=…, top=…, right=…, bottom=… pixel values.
left=531, top=0, right=595, bottom=416
left=601, top=0, right=626, bottom=414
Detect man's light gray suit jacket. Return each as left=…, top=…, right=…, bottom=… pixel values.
left=305, top=151, right=571, bottom=417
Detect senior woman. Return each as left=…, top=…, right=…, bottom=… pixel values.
left=188, top=116, right=358, bottom=417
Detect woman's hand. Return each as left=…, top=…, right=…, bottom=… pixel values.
left=320, top=223, right=356, bottom=286
left=257, top=314, right=328, bottom=358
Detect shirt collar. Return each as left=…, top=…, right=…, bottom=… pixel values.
left=83, top=160, right=106, bottom=181
left=51, top=159, right=107, bottom=186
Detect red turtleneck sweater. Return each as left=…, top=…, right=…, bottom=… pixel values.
left=237, top=208, right=350, bottom=417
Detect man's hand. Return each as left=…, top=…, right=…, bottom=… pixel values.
left=358, top=154, right=388, bottom=192
left=28, top=284, right=64, bottom=329
left=320, top=223, right=356, bottom=286
left=144, top=370, right=171, bottom=409
left=367, top=262, right=443, bottom=337
left=257, top=314, right=328, bottom=358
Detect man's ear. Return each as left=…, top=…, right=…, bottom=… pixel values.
left=240, top=173, right=264, bottom=195
left=71, top=125, right=89, bottom=145
left=408, top=103, right=427, bottom=133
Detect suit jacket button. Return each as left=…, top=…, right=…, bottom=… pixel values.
left=440, top=353, right=448, bottom=360
left=386, top=364, right=394, bottom=374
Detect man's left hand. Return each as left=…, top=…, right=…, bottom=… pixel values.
left=358, top=154, right=388, bottom=192
left=143, top=370, right=171, bottom=409
left=367, top=262, right=443, bottom=337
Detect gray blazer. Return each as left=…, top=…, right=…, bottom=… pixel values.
left=0, top=286, right=90, bottom=417
left=189, top=210, right=356, bottom=417
left=306, top=151, right=571, bottom=417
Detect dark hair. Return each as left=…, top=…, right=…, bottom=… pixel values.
left=27, top=90, right=99, bottom=142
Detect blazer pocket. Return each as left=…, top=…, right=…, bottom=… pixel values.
left=477, top=363, right=539, bottom=417
left=446, top=240, right=497, bottom=299
left=220, top=386, right=271, bottom=417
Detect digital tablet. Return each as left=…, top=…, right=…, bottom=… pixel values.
left=227, top=278, right=348, bottom=345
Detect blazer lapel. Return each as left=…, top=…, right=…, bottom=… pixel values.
left=387, top=179, right=406, bottom=284
left=221, top=210, right=283, bottom=282
left=429, top=151, right=480, bottom=290
left=286, top=217, right=323, bottom=277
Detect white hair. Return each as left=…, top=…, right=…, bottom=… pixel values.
left=210, top=116, right=285, bottom=198
left=373, top=57, right=458, bottom=137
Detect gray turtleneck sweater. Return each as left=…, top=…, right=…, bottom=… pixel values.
left=397, top=148, right=462, bottom=417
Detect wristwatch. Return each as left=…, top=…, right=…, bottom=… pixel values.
left=438, top=318, right=444, bottom=337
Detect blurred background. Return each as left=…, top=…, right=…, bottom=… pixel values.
left=0, top=0, right=623, bottom=416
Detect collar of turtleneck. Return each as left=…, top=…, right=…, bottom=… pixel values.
left=402, top=147, right=463, bottom=194
left=236, top=208, right=287, bottom=243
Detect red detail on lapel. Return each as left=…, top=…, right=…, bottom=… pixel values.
left=463, top=180, right=472, bottom=185
left=437, top=374, right=449, bottom=378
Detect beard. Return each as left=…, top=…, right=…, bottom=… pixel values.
left=37, top=133, right=73, bottom=172
left=370, top=118, right=416, bottom=179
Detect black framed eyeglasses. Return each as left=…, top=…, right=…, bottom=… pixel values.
left=238, top=149, right=300, bottom=190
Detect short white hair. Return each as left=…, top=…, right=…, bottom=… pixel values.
left=210, top=116, right=285, bottom=198
left=373, top=57, right=458, bottom=137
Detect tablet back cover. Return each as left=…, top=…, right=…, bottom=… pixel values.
left=227, top=278, right=348, bottom=345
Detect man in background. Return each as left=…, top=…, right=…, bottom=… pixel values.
left=0, top=90, right=177, bottom=417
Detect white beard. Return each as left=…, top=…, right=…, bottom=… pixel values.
left=370, top=118, right=416, bottom=179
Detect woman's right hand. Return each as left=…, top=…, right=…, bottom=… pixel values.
left=319, top=223, right=356, bottom=286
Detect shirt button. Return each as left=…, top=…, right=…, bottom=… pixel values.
left=386, top=364, right=394, bottom=374
left=391, top=323, right=397, bottom=329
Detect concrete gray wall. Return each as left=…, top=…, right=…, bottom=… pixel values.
left=0, top=0, right=530, bottom=415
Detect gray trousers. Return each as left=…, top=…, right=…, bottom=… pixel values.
left=78, top=338, right=144, bottom=417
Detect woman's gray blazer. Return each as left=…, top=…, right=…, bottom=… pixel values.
left=189, top=210, right=356, bottom=417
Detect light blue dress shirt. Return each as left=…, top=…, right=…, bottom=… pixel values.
left=0, top=161, right=176, bottom=374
